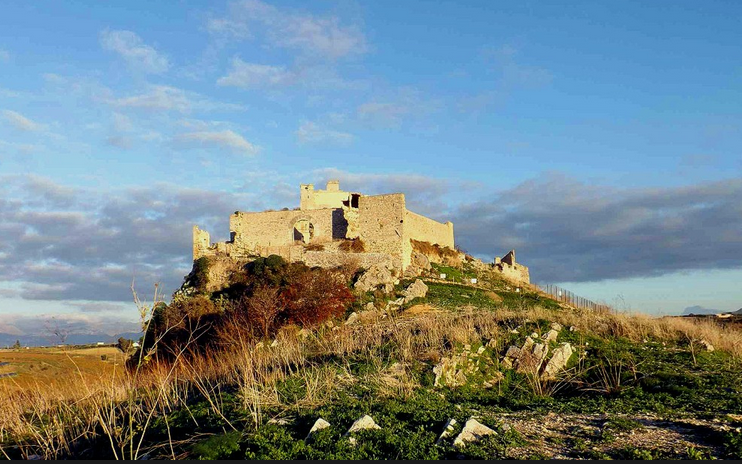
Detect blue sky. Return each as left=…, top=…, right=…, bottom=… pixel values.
left=0, top=0, right=740, bottom=336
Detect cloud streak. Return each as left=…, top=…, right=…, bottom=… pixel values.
left=174, top=130, right=259, bottom=155
left=100, top=29, right=170, bottom=74
left=296, top=121, right=353, bottom=146
left=2, top=109, right=43, bottom=131
left=208, top=0, right=367, bottom=60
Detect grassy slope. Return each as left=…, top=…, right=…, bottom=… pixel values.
left=2, top=268, right=742, bottom=460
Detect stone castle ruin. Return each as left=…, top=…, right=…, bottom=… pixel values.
left=192, top=180, right=529, bottom=284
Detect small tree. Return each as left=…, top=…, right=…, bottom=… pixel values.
left=244, top=285, right=283, bottom=338
left=117, top=337, right=134, bottom=355
left=12, top=340, right=21, bottom=350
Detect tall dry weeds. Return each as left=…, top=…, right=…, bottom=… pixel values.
left=2, top=295, right=741, bottom=459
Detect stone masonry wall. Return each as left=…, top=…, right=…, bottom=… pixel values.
left=193, top=226, right=212, bottom=260
left=230, top=208, right=336, bottom=250
left=303, top=251, right=393, bottom=269
left=404, top=210, right=454, bottom=249
left=300, top=182, right=353, bottom=210
left=357, top=193, right=407, bottom=271
left=497, top=262, right=530, bottom=285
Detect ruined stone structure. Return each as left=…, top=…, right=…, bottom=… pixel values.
left=494, top=250, right=530, bottom=285
left=192, top=180, right=530, bottom=284
left=193, top=181, right=455, bottom=274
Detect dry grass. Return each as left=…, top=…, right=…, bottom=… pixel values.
left=338, top=238, right=366, bottom=253
left=411, top=239, right=459, bottom=259
left=2, top=298, right=741, bottom=459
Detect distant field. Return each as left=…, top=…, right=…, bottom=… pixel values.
left=0, top=346, right=126, bottom=392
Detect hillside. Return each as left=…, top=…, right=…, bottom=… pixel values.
left=1, top=259, right=741, bottom=460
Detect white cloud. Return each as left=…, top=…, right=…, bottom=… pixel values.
left=2, top=109, right=42, bottom=131
left=107, top=85, right=244, bottom=113
left=208, top=0, right=366, bottom=60
left=174, top=130, right=259, bottom=155
left=296, top=121, right=353, bottom=146
left=100, top=29, right=170, bottom=74
left=217, top=58, right=294, bottom=88
left=108, top=85, right=190, bottom=112
left=357, top=102, right=410, bottom=125
left=111, top=112, right=133, bottom=132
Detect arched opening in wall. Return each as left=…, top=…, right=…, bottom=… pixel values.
left=293, top=219, right=314, bottom=244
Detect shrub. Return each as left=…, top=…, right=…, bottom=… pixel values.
left=305, top=243, right=325, bottom=251
left=241, top=285, right=284, bottom=338
left=281, top=269, right=354, bottom=327
left=183, top=256, right=211, bottom=293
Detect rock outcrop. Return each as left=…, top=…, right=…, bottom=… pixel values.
left=453, top=418, right=496, bottom=447
left=403, top=279, right=428, bottom=303
left=354, top=264, right=397, bottom=293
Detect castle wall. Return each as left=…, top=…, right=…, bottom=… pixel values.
left=404, top=210, right=455, bottom=249
left=193, top=226, right=212, bottom=260
left=357, top=193, right=407, bottom=271
left=497, top=263, right=530, bottom=285
left=303, top=251, right=393, bottom=269
left=229, top=208, right=337, bottom=250
left=300, top=182, right=352, bottom=210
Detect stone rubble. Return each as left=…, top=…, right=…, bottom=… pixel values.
left=345, top=415, right=381, bottom=436
left=453, top=418, right=497, bottom=447
left=541, top=343, right=574, bottom=379
left=436, top=418, right=458, bottom=444
left=305, top=418, right=331, bottom=440
left=403, top=279, right=429, bottom=303
left=354, top=263, right=398, bottom=293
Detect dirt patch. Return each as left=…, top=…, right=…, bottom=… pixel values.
left=401, top=304, right=439, bottom=317
left=493, top=411, right=725, bottom=459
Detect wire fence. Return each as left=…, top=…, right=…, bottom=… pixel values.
left=535, top=283, right=612, bottom=312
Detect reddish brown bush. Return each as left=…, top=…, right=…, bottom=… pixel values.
left=244, top=285, right=284, bottom=337
left=280, top=269, right=354, bottom=327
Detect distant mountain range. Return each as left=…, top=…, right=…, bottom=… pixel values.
left=682, top=305, right=742, bottom=316
left=0, top=332, right=143, bottom=348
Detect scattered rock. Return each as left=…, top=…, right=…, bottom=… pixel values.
left=268, top=418, right=290, bottom=425
left=699, top=339, right=715, bottom=352
left=306, top=418, right=331, bottom=440
left=542, top=329, right=559, bottom=344
left=270, top=339, right=279, bottom=348
left=365, top=302, right=375, bottom=311
left=437, top=418, right=458, bottom=444
left=517, top=342, right=548, bottom=374
left=354, top=264, right=396, bottom=293
left=453, top=418, right=496, bottom=447
left=403, top=279, right=429, bottom=303
left=344, top=312, right=359, bottom=325
left=345, top=415, right=381, bottom=436
left=542, top=343, right=574, bottom=379
left=551, top=322, right=563, bottom=332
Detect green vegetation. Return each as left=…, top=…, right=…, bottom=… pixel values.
left=2, top=257, right=741, bottom=460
